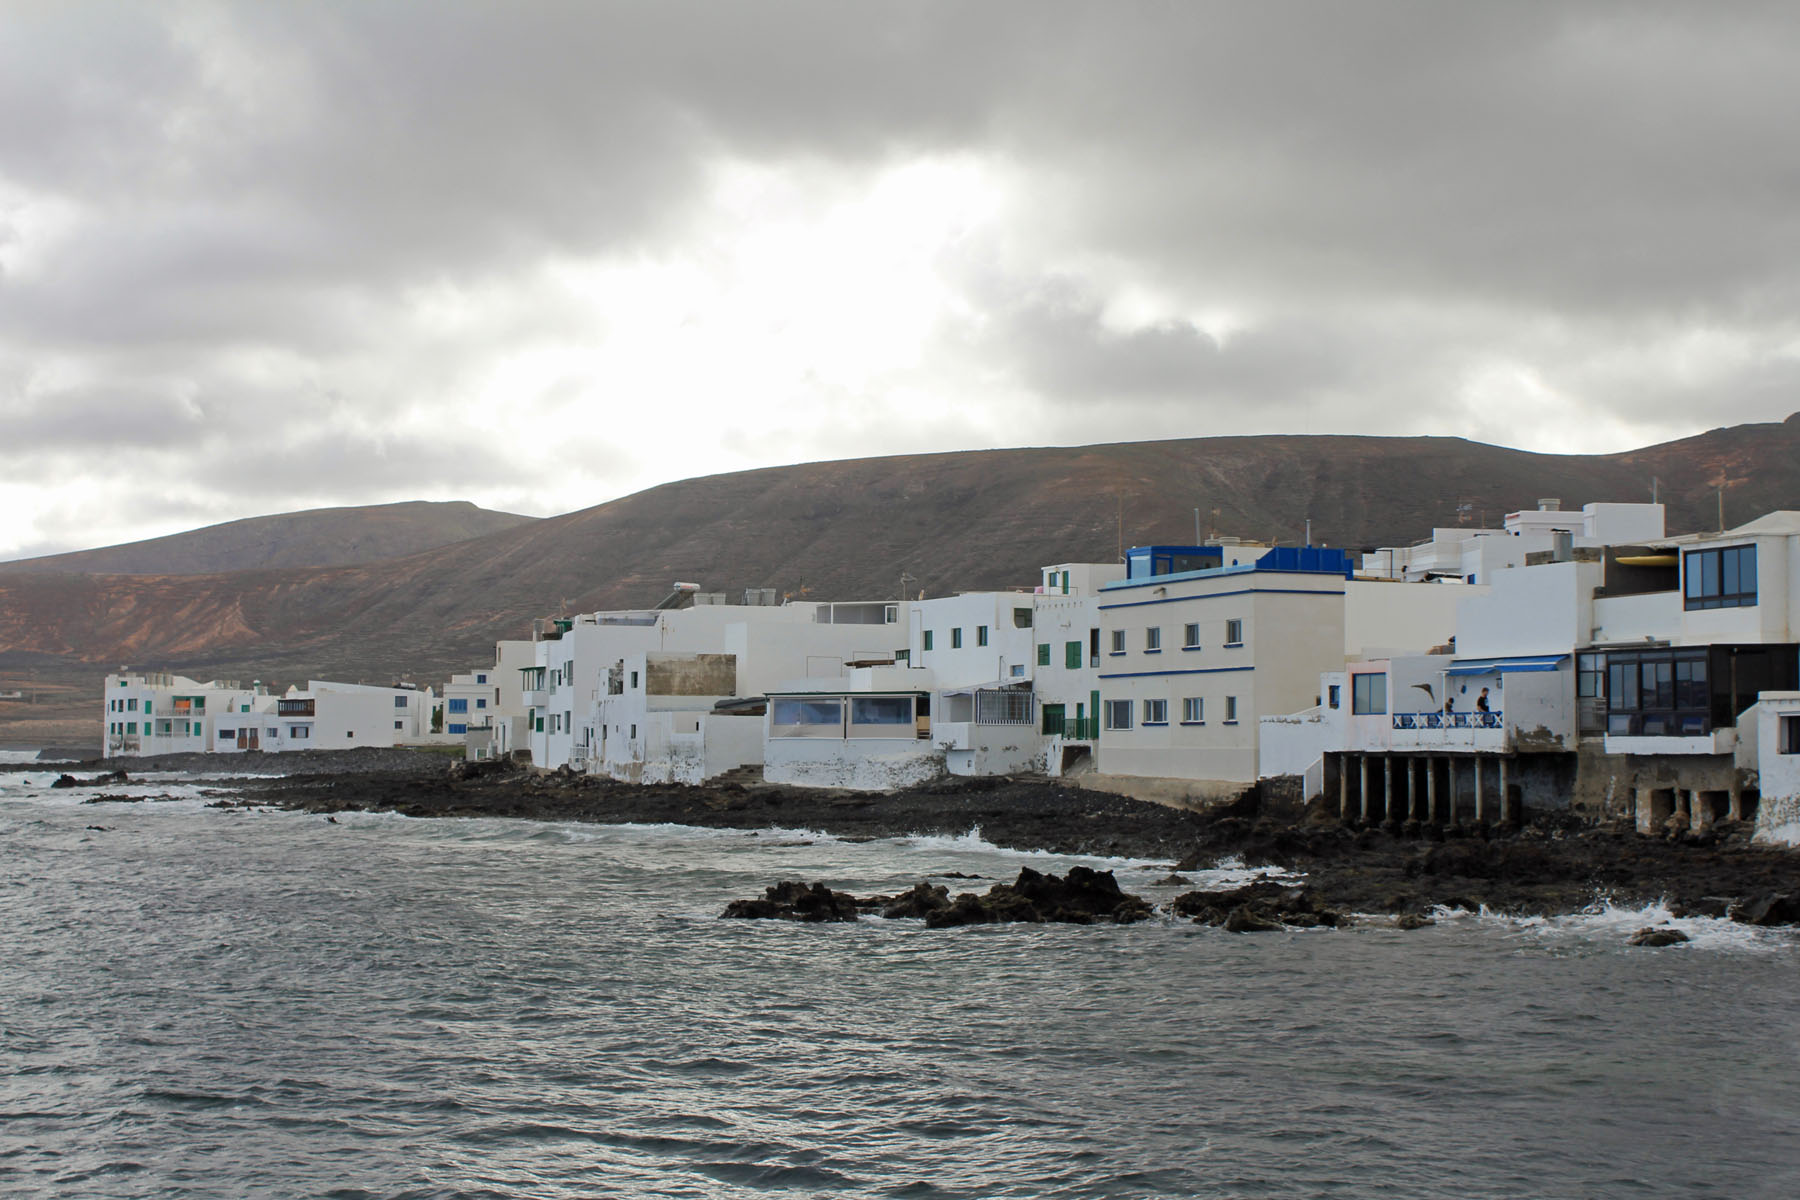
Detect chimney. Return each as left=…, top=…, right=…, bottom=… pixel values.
left=1552, top=530, right=1573, bottom=561
left=1538, top=498, right=1562, bottom=511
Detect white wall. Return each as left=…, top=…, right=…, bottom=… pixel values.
left=911, top=592, right=1037, bottom=688
left=1752, top=692, right=1800, bottom=846
left=763, top=737, right=945, bottom=790
left=1454, top=561, right=1602, bottom=658
left=1344, top=580, right=1474, bottom=659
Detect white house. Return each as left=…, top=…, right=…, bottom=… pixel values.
left=1361, top=499, right=1665, bottom=585
left=102, top=671, right=434, bottom=756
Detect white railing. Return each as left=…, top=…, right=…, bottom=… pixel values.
left=1392, top=711, right=1502, bottom=730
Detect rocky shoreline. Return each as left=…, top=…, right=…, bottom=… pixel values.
left=20, top=750, right=1800, bottom=931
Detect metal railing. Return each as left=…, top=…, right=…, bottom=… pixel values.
left=1391, top=711, right=1502, bottom=730
left=1059, top=716, right=1099, bottom=741
left=974, top=689, right=1033, bottom=725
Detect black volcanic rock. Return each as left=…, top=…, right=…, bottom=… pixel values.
left=923, top=866, right=1153, bottom=928
left=721, top=881, right=860, bottom=922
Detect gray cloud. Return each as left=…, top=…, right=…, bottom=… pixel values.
left=3, top=1, right=1799, bottom=557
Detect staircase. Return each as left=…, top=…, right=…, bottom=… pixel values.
left=710, top=764, right=767, bottom=788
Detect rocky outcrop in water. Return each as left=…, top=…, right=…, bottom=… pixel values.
left=1172, top=881, right=1346, bottom=931
left=722, top=868, right=1152, bottom=928
left=721, top=881, right=861, bottom=922
left=1627, top=926, right=1690, bottom=947
left=51, top=769, right=127, bottom=789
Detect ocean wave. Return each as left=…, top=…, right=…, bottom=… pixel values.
left=1428, top=897, right=1795, bottom=953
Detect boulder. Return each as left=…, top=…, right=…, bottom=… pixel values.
left=1223, top=905, right=1283, bottom=933
left=880, top=882, right=951, bottom=920
left=1394, top=913, right=1436, bottom=930
left=923, top=866, right=1153, bottom=929
left=1627, top=926, right=1690, bottom=947
left=721, top=881, right=860, bottom=922
left=1730, top=893, right=1800, bottom=927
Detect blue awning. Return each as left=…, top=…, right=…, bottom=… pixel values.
left=1445, top=655, right=1569, bottom=676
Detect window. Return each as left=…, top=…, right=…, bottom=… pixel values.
left=1183, top=623, right=1200, bottom=649
left=1037, top=643, right=1051, bottom=667
left=630, top=671, right=638, bottom=689
left=1351, top=673, right=1387, bottom=715
left=1225, top=619, right=1244, bottom=646
left=476, top=698, right=487, bottom=709
left=1110, top=630, right=1126, bottom=654
left=850, top=696, right=912, bottom=726
left=394, top=721, right=403, bottom=730
left=1066, top=641, right=1083, bottom=670
left=1577, top=652, right=1604, bottom=700
left=1684, top=544, right=1757, bottom=610
left=952, top=628, right=963, bottom=649
left=394, top=695, right=408, bottom=708
left=346, top=731, right=355, bottom=739
left=1183, top=697, right=1203, bottom=723
left=923, top=631, right=934, bottom=652
left=1104, top=699, right=1133, bottom=730
left=476, top=674, right=487, bottom=684
left=1224, top=696, right=1239, bottom=722
left=1143, top=698, right=1168, bottom=724
left=128, top=698, right=137, bottom=711
left=448, top=723, right=467, bottom=735
left=1327, top=684, right=1341, bottom=709
left=1013, top=608, right=1032, bottom=629
left=771, top=698, right=846, bottom=737
left=1145, top=627, right=1161, bottom=652
left=1781, top=715, right=1800, bottom=754
left=219, top=728, right=234, bottom=739
left=977, top=625, right=989, bottom=647
left=448, top=698, right=468, bottom=713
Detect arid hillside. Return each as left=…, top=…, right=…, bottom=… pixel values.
left=0, top=500, right=537, bottom=576
left=4, top=417, right=1799, bottom=739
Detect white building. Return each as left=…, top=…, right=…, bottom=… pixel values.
left=103, top=671, right=434, bottom=756
left=1361, top=499, right=1665, bottom=585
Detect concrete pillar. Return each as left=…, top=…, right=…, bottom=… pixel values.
left=1474, top=757, right=1485, bottom=825
left=1382, top=756, right=1393, bottom=823
left=1359, top=755, right=1370, bottom=824
left=1691, top=789, right=1711, bottom=830
left=1499, top=756, right=1511, bottom=824
left=1427, top=756, right=1438, bottom=824
left=1339, top=754, right=1350, bottom=821
left=1729, top=782, right=1743, bottom=822
left=1407, top=757, right=1418, bottom=821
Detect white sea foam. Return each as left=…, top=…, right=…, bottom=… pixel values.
left=1429, top=897, right=1792, bottom=954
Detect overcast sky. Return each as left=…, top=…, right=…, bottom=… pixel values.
left=4, top=1, right=1799, bottom=559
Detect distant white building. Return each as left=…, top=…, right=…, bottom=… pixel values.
left=1360, top=499, right=1665, bottom=585
left=102, top=671, right=434, bottom=756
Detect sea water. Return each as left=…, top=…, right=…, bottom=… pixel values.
left=3, top=772, right=1799, bottom=1199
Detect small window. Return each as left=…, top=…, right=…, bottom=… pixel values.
left=1110, top=630, right=1126, bottom=654
left=1183, top=623, right=1200, bottom=649
left=1065, top=641, right=1082, bottom=670
left=346, top=731, right=355, bottom=739
left=1143, top=698, right=1168, bottom=724
left=977, top=625, right=989, bottom=647
left=1224, top=696, right=1239, bottom=722
left=1013, top=608, right=1032, bottom=629
left=1104, top=699, right=1133, bottom=730
left=1781, top=715, right=1800, bottom=754
left=923, top=631, right=934, bottom=652
left=630, top=671, right=639, bottom=689
left=1351, top=674, right=1387, bottom=715
left=1037, top=644, right=1051, bottom=667
left=394, top=695, right=408, bottom=708
left=1145, top=627, right=1161, bottom=651
left=952, top=628, right=963, bottom=649
left=476, top=698, right=487, bottom=709
left=476, top=674, right=487, bottom=684
left=1225, top=619, right=1244, bottom=646
left=1183, top=697, right=1203, bottom=723
left=448, top=698, right=468, bottom=713
left=448, top=723, right=466, bottom=735
left=1327, top=684, right=1341, bottom=709
left=394, top=720, right=403, bottom=730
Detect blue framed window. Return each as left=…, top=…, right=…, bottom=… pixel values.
left=448, top=723, right=467, bottom=735
left=1684, top=545, right=1756, bottom=610
left=448, top=698, right=468, bottom=713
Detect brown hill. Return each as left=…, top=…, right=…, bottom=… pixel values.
left=0, top=500, right=538, bottom=576
left=5, top=418, right=1799, bottom=735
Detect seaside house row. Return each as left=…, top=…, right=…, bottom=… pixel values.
left=104, top=672, right=438, bottom=755
left=1261, top=505, right=1800, bottom=846
left=500, top=537, right=1476, bottom=797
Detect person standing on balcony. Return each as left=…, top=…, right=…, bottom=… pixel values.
left=1476, top=688, right=1490, bottom=713
left=1444, top=695, right=1455, bottom=714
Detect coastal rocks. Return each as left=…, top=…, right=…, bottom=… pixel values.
left=722, top=881, right=861, bottom=922
left=1394, top=913, right=1436, bottom=930
left=51, top=770, right=128, bottom=789
left=923, top=866, right=1154, bottom=929
left=1729, top=892, right=1800, bottom=927
left=1172, top=881, right=1344, bottom=931
left=879, top=882, right=951, bottom=919
left=1627, top=926, right=1690, bottom=947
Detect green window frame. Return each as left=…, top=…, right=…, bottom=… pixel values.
left=951, top=628, right=963, bottom=649
left=977, top=625, right=989, bottom=647
left=1037, top=643, right=1051, bottom=667
left=1065, top=641, right=1082, bottom=670
left=923, top=630, right=934, bottom=651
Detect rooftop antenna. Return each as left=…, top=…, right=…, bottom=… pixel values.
left=1714, top=473, right=1727, bottom=532
left=1194, top=507, right=1201, bottom=544
left=1116, top=494, right=1124, bottom=562
left=1651, top=476, right=1660, bottom=505
left=898, top=571, right=916, bottom=602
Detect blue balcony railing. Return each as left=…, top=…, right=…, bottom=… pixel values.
left=1392, top=711, right=1502, bottom=730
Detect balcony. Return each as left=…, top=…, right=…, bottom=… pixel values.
left=1387, top=710, right=1507, bottom=752
left=1059, top=716, right=1099, bottom=741
left=278, top=699, right=315, bottom=717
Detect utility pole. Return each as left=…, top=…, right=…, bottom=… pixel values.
left=1305, top=517, right=1312, bottom=547
left=1117, top=495, right=1124, bottom=562
left=1194, top=507, right=1200, bottom=544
